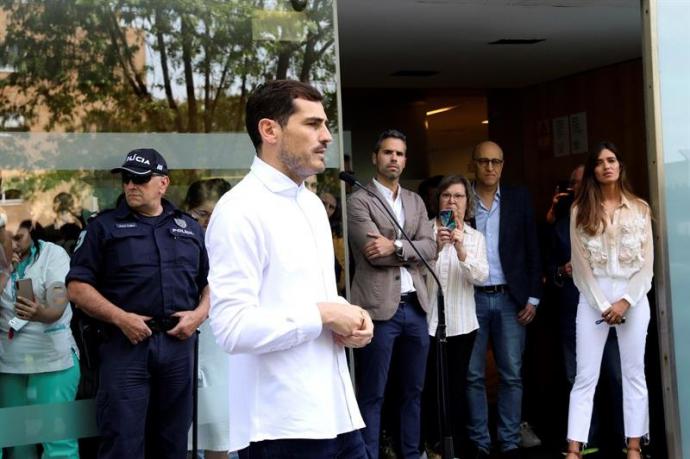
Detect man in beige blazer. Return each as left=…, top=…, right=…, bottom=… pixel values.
left=347, top=129, right=436, bottom=459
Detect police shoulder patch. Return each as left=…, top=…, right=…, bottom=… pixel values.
left=73, top=230, right=87, bottom=252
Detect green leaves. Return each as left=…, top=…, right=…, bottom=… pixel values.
left=0, top=0, right=337, bottom=133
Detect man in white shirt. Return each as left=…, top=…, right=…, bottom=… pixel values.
left=347, top=129, right=436, bottom=458
left=205, top=79, right=372, bottom=458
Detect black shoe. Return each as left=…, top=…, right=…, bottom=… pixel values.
left=473, top=448, right=490, bottom=459
left=500, top=448, right=522, bottom=459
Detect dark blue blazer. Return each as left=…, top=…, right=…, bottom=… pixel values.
left=497, top=185, right=542, bottom=306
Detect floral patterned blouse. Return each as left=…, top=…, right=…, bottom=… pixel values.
left=570, top=195, right=654, bottom=312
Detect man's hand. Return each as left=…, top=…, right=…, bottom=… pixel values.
left=15, top=296, right=46, bottom=323
left=334, top=309, right=374, bottom=348
left=517, top=303, right=537, bottom=325
left=546, top=189, right=571, bottom=223
left=114, top=311, right=152, bottom=345
left=602, top=299, right=630, bottom=325
left=318, top=302, right=372, bottom=340
left=167, top=310, right=205, bottom=340
left=363, top=233, right=396, bottom=260
left=563, top=261, right=573, bottom=277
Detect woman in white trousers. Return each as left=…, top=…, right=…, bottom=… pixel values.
left=565, top=141, right=653, bottom=459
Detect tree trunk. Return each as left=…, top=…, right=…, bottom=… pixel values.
left=235, top=56, right=249, bottom=132
left=181, top=15, right=198, bottom=132
left=276, top=44, right=295, bottom=80
left=203, top=42, right=212, bottom=133
left=155, top=9, right=183, bottom=132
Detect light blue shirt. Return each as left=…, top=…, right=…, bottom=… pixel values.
left=473, top=185, right=540, bottom=306
left=474, top=187, right=507, bottom=286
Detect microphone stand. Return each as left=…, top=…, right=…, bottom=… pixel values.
left=340, top=172, right=454, bottom=459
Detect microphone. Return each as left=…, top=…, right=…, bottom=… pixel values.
left=338, top=171, right=360, bottom=187
left=339, top=170, right=455, bottom=459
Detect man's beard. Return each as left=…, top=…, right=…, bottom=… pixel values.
left=380, top=168, right=400, bottom=181
left=279, top=147, right=324, bottom=179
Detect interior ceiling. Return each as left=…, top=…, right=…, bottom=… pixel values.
left=337, top=0, right=642, bottom=89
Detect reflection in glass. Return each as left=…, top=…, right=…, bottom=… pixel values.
left=0, top=0, right=341, bottom=453
left=0, top=221, right=81, bottom=458
left=0, top=0, right=336, bottom=133
left=0, top=0, right=341, bottom=239
left=657, top=1, right=690, bottom=452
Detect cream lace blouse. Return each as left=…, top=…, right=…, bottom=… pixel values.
left=570, top=196, right=653, bottom=312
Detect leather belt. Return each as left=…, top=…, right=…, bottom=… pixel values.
left=146, top=316, right=180, bottom=333
left=399, top=291, right=418, bottom=304
left=476, top=284, right=509, bottom=294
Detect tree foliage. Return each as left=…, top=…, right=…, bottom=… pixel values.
left=0, top=0, right=336, bottom=133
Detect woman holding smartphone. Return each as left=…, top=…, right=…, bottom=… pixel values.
left=0, top=220, right=80, bottom=458
left=423, top=175, right=488, bottom=455
left=565, top=142, right=653, bottom=459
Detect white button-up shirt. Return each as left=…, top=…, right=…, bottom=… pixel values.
left=372, top=178, right=415, bottom=293
left=570, top=196, right=654, bottom=312
left=206, top=157, right=364, bottom=452
left=427, top=220, right=489, bottom=337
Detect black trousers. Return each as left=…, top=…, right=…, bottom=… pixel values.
left=421, top=331, right=477, bottom=454
left=96, top=332, right=196, bottom=459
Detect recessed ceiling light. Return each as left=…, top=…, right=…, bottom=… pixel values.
left=426, top=105, right=460, bottom=116
left=390, top=70, right=439, bottom=77
left=488, top=39, right=545, bottom=45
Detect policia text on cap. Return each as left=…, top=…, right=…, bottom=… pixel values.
left=66, top=148, right=211, bottom=459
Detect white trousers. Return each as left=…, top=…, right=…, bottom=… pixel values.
left=567, top=277, right=650, bottom=443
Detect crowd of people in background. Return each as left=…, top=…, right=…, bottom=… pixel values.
left=0, top=79, right=654, bottom=459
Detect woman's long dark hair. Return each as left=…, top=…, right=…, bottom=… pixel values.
left=573, top=141, right=639, bottom=236
left=18, top=220, right=46, bottom=261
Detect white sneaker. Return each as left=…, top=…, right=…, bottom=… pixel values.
left=519, top=421, right=542, bottom=448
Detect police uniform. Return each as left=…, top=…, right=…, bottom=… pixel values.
left=67, top=197, right=209, bottom=458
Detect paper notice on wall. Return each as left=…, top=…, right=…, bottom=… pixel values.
left=552, top=116, right=570, bottom=157
left=569, top=112, right=588, bottom=154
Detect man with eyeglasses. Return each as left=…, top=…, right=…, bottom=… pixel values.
left=465, top=141, right=541, bottom=459
left=66, top=148, right=210, bottom=459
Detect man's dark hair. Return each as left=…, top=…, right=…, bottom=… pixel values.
left=245, top=80, right=323, bottom=152
left=373, top=129, right=406, bottom=153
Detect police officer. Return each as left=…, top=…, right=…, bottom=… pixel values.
left=66, top=148, right=209, bottom=459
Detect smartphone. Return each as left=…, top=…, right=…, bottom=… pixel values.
left=439, top=209, right=456, bottom=230
left=16, top=278, right=35, bottom=301
left=556, top=179, right=571, bottom=194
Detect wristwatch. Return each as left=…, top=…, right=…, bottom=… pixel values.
left=394, top=239, right=404, bottom=257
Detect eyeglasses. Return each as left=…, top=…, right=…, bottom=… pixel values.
left=474, top=158, right=504, bottom=168
left=121, top=173, right=161, bottom=185
left=440, top=192, right=466, bottom=201
left=190, top=209, right=212, bottom=220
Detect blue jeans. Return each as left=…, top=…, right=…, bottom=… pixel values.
left=356, top=299, right=430, bottom=459
left=466, top=291, right=525, bottom=452
left=237, top=430, right=366, bottom=459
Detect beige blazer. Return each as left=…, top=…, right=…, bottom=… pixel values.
left=347, top=182, right=436, bottom=321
